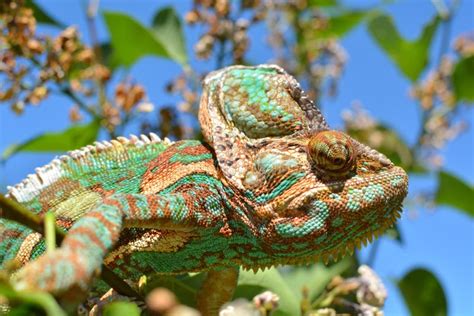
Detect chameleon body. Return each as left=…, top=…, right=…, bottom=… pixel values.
left=0, top=65, right=408, bottom=315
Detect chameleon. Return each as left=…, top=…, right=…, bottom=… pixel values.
left=0, top=64, right=408, bottom=315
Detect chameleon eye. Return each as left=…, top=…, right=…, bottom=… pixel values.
left=307, top=131, right=355, bottom=177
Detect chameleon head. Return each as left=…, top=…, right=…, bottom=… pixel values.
left=262, top=129, right=408, bottom=264
left=198, top=64, right=408, bottom=265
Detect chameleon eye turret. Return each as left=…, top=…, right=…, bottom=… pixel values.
left=307, top=130, right=355, bottom=177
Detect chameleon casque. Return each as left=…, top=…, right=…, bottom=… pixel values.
left=0, top=64, right=408, bottom=315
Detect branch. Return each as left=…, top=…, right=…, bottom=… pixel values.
left=60, top=85, right=101, bottom=120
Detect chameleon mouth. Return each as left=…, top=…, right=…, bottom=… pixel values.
left=240, top=205, right=403, bottom=272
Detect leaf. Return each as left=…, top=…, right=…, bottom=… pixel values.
left=151, top=7, right=188, bottom=65
left=367, top=13, right=440, bottom=81
left=319, top=10, right=370, bottom=38
left=397, top=268, right=447, bottom=316
left=236, top=268, right=300, bottom=316
left=25, top=0, right=64, bottom=27
left=0, top=282, right=66, bottom=316
left=308, top=0, right=338, bottom=6
left=284, top=258, right=352, bottom=301
left=435, top=170, right=474, bottom=216
left=1, top=120, right=100, bottom=160
left=103, top=11, right=185, bottom=68
left=103, top=301, right=141, bottom=316
left=452, top=55, right=474, bottom=103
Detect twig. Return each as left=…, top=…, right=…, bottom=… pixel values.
left=216, top=38, right=227, bottom=69
left=366, top=238, right=380, bottom=267
left=60, top=85, right=101, bottom=120
left=411, top=2, right=456, bottom=161
left=81, top=0, right=108, bottom=117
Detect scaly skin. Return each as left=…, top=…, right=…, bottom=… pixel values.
left=0, top=64, right=408, bottom=315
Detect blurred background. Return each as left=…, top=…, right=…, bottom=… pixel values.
left=0, top=0, right=473, bottom=315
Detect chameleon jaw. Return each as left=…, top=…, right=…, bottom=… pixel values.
left=237, top=204, right=404, bottom=272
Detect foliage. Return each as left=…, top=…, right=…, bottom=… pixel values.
left=1, top=0, right=472, bottom=315
left=397, top=268, right=447, bottom=316
left=367, top=12, right=440, bottom=82
left=436, top=170, right=474, bottom=217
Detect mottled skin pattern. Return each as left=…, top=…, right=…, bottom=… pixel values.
left=0, top=65, right=408, bottom=315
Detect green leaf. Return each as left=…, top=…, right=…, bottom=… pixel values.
left=25, top=0, right=64, bottom=27
left=319, top=10, right=370, bottom=38
left=308, top=0, right=338, bottom=6
left=284, top=258, right=352, bottom=301
left=1, top=120, right=100, bottom=160
left=367, top=13, right=440, bottom=81
left=103, top=11, right=185, bottom=68
left=452, top=55, right=474, bottom=103
left=236, top=268, right=300, bottom=316
left=103, top=301, right=140, bottom=316
left=151, top=7, right=188, bottom=65
left=435, top=170, right=474, bottom=216
left=0, top=282, right=66, bottom=316
left=398, top=268, right=447, bottom=316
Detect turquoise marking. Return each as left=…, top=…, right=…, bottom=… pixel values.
left=256, top=153, right=298, bottom=174
left=222, top=67, right=304, bottom=138
left=253, top=172, right=305, bottom=203
left=276, top=200, right=329, bottom=238
left=168, top=195, right=188, bottom=222
left=176, top=140, right=201, bottom=150
left=363, top=183, right=385, bottom=203
left=347, top=188, right=363, bottom=212
left=169, top=152, right=212, bottom=164
left=391, top=176, right=404, bottom=187
left=78, top=216, right=114, bottom=248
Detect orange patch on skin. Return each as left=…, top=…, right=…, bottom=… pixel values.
left=141, top=160, right=219, bottom=194
left=66, top=226, right=108, bottom=251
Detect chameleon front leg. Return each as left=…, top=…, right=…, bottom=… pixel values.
left=197, top=266, right=239, bottom=316
left=11, top=192, right=207, bottom=304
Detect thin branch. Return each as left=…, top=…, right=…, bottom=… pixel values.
left=366, top=238, right=380, bottom=267
left=60, top=85, right=101, bottom=120
left=0, top=194, right=141, bottom=299
left=82, top=0, right=108, bottom=114
left=216, top=38, right=227, bottom=69
left=411, top=2, right=456, bottom=161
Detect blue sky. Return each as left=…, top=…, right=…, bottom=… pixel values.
left=0, top=0, right=473, bottom=314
